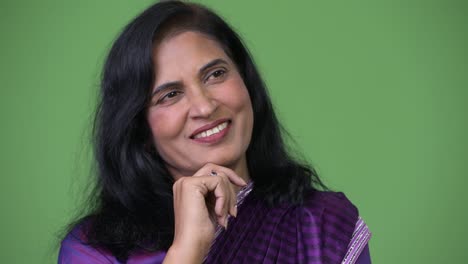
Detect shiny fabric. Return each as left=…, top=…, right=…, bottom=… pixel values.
left=205, top=191, right=359, bottom=263
left=59, top=191, right=371, bottom=263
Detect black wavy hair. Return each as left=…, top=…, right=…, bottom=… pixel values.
left=74, top=0, right=325, bottom=262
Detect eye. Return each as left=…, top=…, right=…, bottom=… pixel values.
left=212, top=69, right=225, bottom=78
left=165, top=91, right=179, bottom=99
left=206, top=69, right=226, bottom=82
left=156, top=90, right=183, bottom=104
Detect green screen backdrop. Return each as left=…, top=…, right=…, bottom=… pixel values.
left=1, top=0, right=467, bottom=263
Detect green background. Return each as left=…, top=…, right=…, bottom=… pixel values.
left=1, top=0, right=467, bottom=263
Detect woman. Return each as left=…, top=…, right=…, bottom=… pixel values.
left=59, top=1, right=371, bottom=263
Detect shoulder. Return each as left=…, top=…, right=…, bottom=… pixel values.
left=59, top=222, right=167, bottom=264
left=299, top=191, right=363, bottom=262
left=58, top=223, right=118, bottom=263
left=243, top=190, right=359, bottom=234
left=301, top=191, right=359, bottom=244
left=301, top=191, right=372, bottom=264
left=302, top=191, right=359, bottom=228
left=207, top=190, right=364, bottom=263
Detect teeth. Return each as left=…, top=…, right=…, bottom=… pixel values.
left=194, top=122, right=228, bottom=139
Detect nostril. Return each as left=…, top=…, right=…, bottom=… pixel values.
left=189, top=96, right=218, bottom=118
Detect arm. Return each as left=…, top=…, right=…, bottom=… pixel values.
left=354, top=244, right=372, bottom=264
left=342, top=217, right=372, bottom=264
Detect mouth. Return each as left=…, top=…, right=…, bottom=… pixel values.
left=190, top=119, right=231, bottom=142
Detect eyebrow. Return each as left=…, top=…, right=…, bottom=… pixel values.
left=198, top=58, right=228, bottom=76
left=151, top=81, right=181, bottom=97
left=151, top=58, right=229, bottom=97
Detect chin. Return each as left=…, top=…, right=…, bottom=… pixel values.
left=208, top=154, right=244, bottom=169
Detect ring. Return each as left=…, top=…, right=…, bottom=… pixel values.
left=210, top=170, right=217, bottom=176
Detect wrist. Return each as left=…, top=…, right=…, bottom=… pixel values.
left=164, top=240, right=210, bottom=264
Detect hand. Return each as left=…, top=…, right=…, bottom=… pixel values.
left=165, top=163, right=247, bottom=263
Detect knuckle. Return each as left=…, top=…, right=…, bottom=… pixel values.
left=219, top=173, right=229, bottom=183
left=203, top=162, right=215, bottom=170
left=172, top=180, right=181, bottom=191
left=174, top=177, right=189, bottom=188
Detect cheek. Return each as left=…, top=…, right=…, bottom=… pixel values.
left=221, top=79, right=252, bottom=112
left=147, top=108, right=185, bottom=145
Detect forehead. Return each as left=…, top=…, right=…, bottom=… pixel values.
left=153, top=31, right=229, bottom=70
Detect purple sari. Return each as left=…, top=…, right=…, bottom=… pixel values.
left=205, top=188, right=370, bottom=263
left=59, top=186, right=371, bottom=263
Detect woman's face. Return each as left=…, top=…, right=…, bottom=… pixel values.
left=147, top=31, right=254, bottom=179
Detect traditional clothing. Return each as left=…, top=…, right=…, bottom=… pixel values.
left=59, top=183, right=371, bottom=263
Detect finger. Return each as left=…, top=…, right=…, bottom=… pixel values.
left=214, top=180, right=230, bottom=227
left=214, top=173, right=238, bottom=220
left=229, top=194, right=237, bottom=218
left=194, top=163, right=247, bottom=186
left=214, top=195, right=227, bottom=227
left=222, top=175, right=237, bottom=218
left=218, top=166, right=247, bottom=186
left=211, top=175, right=234, bottom=227
left=188, top=174, right=237, bottom=227
left=230, top=205, right=237, bottom=218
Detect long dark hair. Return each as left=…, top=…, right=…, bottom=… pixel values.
left=75, top=0, right=325, bottom=261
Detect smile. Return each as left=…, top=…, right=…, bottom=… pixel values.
left=193, top=121, right=229, bottom=139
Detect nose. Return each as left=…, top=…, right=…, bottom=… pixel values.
left=188, top=88, right=218, bottom=119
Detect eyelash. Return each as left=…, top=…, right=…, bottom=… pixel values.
left=153, top=68, right=227, bottom=105
left=205, top=68, right=226, bottom=82
left=157, top=90, right=183, bottom=104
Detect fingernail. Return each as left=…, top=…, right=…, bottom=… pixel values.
left=242, top=178, right=247, bottom=185
left=232, top=206, right=238, bottom=218
left=224, top=217, right=229, bottom=229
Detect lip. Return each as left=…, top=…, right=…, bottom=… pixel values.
left=190, top=118, right=231, bottom=138
left=190, top=118, right=231, bottom=144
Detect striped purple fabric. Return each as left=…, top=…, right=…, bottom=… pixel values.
left=59, top=186, right=367, bottom=263
left=342, top=217, right=372, bottom=264
left=204, top=190, right=359, bottom=264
